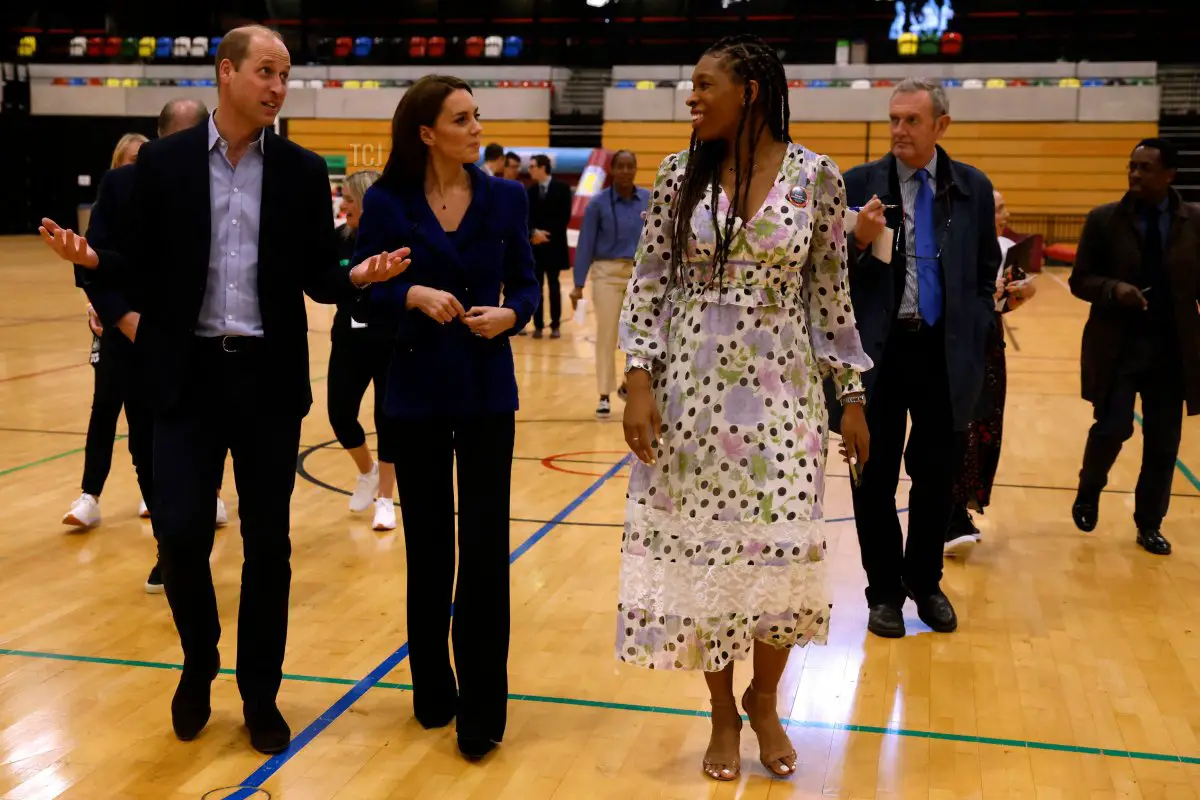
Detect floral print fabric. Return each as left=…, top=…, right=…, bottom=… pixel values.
left=616, top=143, right=872, bottom=671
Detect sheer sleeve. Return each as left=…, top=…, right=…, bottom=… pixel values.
left=618, top=152, right=682, bottom=373
left=805, top=155, right=873, bottom=400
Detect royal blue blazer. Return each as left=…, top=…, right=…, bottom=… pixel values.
left=354, top=164, right=541, bottom=420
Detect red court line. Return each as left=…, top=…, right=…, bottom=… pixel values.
left=542, top=450, right=631, bottom=478
left=0, top=362, right=86, bottom=383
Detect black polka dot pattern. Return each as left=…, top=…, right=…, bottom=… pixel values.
left=614, top=146, right=872, bottom=671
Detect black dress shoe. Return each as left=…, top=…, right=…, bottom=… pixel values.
left=457, top=735, right=498, bottom=761
left=1072, top=499, right=1099, bottom=532
left=867, top=604, right=905, bottom=638
left=413, top=688, right=458, bottom=730
left=912, top=591, right=957, bottom=633
left=244, top=702, right=292, bottom=754
left=1137, top=528, right=1172, bottom=555
left=172, top=655, right=220, bottom=741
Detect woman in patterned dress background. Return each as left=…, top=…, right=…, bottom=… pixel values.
left=617, top=35, right=872, bottom=782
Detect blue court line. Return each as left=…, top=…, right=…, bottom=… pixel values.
left=224, top=454, right=632, bottom=800
left=1134, top=412, right=1200, bottom=492
left=3, top=647, right=1197, bottom=767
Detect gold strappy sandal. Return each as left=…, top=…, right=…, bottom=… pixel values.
left=741, top=683, right=798, bottom=778
left=702, top=697, right=743, bottom=781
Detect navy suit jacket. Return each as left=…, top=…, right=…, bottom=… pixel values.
left=827, top=146, right=1001, bottom=433
left=75, top=164, right=140, bottom=327
left=355, top=164, right=541, bottom=420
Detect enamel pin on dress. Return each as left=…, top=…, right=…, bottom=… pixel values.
left=786, top=184, right=808, bottom=208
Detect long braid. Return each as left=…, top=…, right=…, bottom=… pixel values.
left=670, top=36, right=793, bottom=290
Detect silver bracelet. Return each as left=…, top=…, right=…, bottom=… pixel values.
left=841, top=393, right=866, bottom=406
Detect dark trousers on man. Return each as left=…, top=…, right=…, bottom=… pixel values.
left=850, top=320, right=959, bottom=608
left=154, top=337, right=301, bottom=707
left=533, top=265, right=562, bottom=331
left=1078, top=330, right=1183, bottom=530
left=390, top=412, right=515, bottom=743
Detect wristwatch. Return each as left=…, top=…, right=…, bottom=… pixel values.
left=624, top=357, right=653, bottom=376
left=841, top=393, right=866, bottom=406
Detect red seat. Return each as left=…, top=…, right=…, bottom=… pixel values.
left=104, top=36, right=122, bottom=57
left=1044, top=243, right=1078, bottom=265
left=87, top=36, right=103, bottom=57
left=409, top=36, right=427, bottom=58
left=465, top=36, right=484, bottom=58
left=334, top=36, right=352, bottom=58
left=428, top=36, right=446, bottom=58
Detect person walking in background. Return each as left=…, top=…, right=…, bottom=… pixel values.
left=481, top=142, right=505, bottom=176
left=617, top=35, right=871, bottom=782
left=326, top=169, right=400, bottom=531
left=526, top=153, right=572, bottom=338
left=352, top=74, right=540, bottom=762
left=944, top=188, right=1038, bottom=558
left=1069, top=138, right=1200, bottom=556
left=569, top=149, right=648, bottom=418
left=837, top=78, right=1001, bottom=639
left=502, top=151, right=521, bottom=181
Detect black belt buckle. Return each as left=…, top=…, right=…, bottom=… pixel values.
left=896, top=317, right=924, bottom=333
left=220, top=335, right=253, bottom=353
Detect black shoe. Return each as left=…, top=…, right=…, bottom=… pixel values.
left=1072, top=495, right=1099, bottom=532
left=171, top=654, right=220, bottom=741
left=911, top=590, right=957, bottom=633
left=145, top=562, right=164, bottom=594
left=457, top=735, right=498, bottom=761
left=532, top=328, right=544, bottom=340
left=1136, top=528, right=1171, bottom=555
left=550, top=328, right=561, bottom=339
left=867, top=604, right=905, bottom=638
left=244, top=701, right=292, bottom=754
left=413, top=687, right=458, bottom=730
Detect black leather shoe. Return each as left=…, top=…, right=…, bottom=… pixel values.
left=1137, top=528, right=1172, bottom=555
left=867, top=605, right=905, bottom=638
left=913, top=591, right=957, bottom=633
left=1072, top=499, right=1099, bottom=532
left=413, top=688, right=458, bottom=730
left=457, top=735, right=498, bottom=762
left=171, top=655, right=220, bottom=741
left=244, top=702, right=292, bottom=754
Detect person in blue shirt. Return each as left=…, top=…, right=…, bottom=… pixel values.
left=568, top=150, right=650, bottom=417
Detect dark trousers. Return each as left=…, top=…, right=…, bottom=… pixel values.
left=850, top=321, right=958, bottom=608
left=390, top=412, right=514, bottom=742
left=82, top=331, right=156, bottom=512
left=533, top=265, right=562, bottom=330
left=154, top=339, right=301, bottom=705
left=1078, top=333, right=1183, bottom=530
left=326, top=334, right=397, bottom=463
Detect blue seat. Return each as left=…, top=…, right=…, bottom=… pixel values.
left=155, top=36, right=173, bottom=58
left=503, top=36, right=523, bottom=58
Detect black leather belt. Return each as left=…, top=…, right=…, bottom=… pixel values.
left=195, top=335, right=265, bottom=354
left=894, top=317, right=927, bottom=332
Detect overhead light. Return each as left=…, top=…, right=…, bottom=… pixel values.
left=586, top=0, right=612, bottom=7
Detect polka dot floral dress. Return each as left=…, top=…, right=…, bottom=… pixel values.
left=616, top=143, right=873, bottom=672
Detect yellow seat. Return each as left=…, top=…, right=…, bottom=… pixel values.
left=18, top=36, right=36, bottom=58
left=1059, top=77, right=1081, bottom=88
left=106, top=78, right=122, bottom=88
left=121, top=78, right=138, bottom=88
left=343, top=80, right=361, bottom=89
left=139, top=36, right=155, bottom=58
left=985, top=78, right=1006, bottom=88
left=635, top=80, right=656, bottom=90
left=898, top=32, right=918, bottom=56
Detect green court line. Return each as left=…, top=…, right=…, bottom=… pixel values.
left=2, top=647, right=1197, bottom=766
left=1135, top=411, right=1200, bottom=492
left=0, top=434, right=127, bottom=479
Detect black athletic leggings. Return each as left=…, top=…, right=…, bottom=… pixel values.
left=81, top=331, right=132, bottom=497
left=326, top=333, right=398, bottom=464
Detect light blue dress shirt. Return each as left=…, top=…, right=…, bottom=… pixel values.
left=572, top=185, right=651, bottom=288
left=196, top=113, right=266, bottom=337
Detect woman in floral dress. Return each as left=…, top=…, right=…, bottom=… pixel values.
left=617, top=35, right=873, bottom=782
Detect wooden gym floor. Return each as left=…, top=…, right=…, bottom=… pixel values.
left=0, top=233, right=1198, bottom=799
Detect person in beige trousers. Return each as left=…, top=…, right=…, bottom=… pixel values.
left=569, top=151, right=651, bottom=418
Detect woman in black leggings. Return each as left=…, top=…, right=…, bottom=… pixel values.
left=327, top=169, right=399, bottom=530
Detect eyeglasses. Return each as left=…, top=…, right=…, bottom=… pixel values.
left=895, top=210, right=953, bottom=261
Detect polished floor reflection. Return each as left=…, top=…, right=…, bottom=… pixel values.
left=1, top=235, right=1198, bottom=798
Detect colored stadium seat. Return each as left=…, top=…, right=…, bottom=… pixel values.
left=1010, top=79, right=1030, bottom=87
left=362, top=80, right=381, bottom=89
left=428, top=36, right=446, bottom=57
left=986, top=78, right=1006, bottom=88
left=466, top=36, right=484, bottom=58
left=898, top=32, right=918, bottom=56
left=851, top=79, right=871, bottom=89
left=409, top=36, right=427, bottom=58
left=503, top=36, right=523, bottom=58
left=122, top=37, right=138, bottom=57
left=635, top=80, right=656, bottom=90
left=1059, top=77, right=1081, bottom=87
left=941, top=31, right=962, bottom=55
left=1081, top=78, right=1105, bottom=87
left=344, top=80, right=361, bottom=89
left=87, top=37, right=103, bottom=57
left=288, top=78, right=305, bottom=89
left=156, top=37, right=173, bottom=58
left=104, top=36, right=121, bottom=57
left=485, top=35, right=502, bottom=58
left=307, top=79, right=325, bottom=89
left=191, top=37, right=208, bottom=58
left=106, top=78, right=121, bottom=87
left=139, top=37, right=155, bottom=58
left=962, top=78, right=984, bottom=89
left=18, top=35, right=36, bottom=58
left=69, top=36, right=86, bottom=57
left=615, top=80, right=636, bottom=88
left=941, top=78, right=962, bottom=87
left=676, top=80, right=693, bottom=91
left=173, top=36, right=190, bottom=58
left=353, top=36, right=372, bottom=58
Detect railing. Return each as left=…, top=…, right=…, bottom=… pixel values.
left=1009, top=213, right=1088, bottom=245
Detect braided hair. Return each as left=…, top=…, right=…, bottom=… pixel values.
left=670, top=35, right=791, bottom=289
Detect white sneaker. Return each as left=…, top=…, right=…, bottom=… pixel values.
left=215, top=496, right=228, bottom=527
left=372, top=497, right=396, bottom=531
left=63, top=493, right=101, bottom=529
left=596, top=397, right=612, bottom=418
left=138, top=497, right=150, bottom=518
left=350, top=462, right=380, bottom=513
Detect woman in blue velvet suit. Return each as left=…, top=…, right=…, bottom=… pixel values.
left=353, top=74, right=540, bottom=762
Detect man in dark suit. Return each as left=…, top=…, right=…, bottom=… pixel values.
left=1069, top=138, right=1200, bottom=555
left=63, top=98, right=210, bottom=592
left=39, top=25, right=407, bottom=754
left=526, top=153, right=572, bottom=338
left=830, top=78, right=1000, bottom=639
